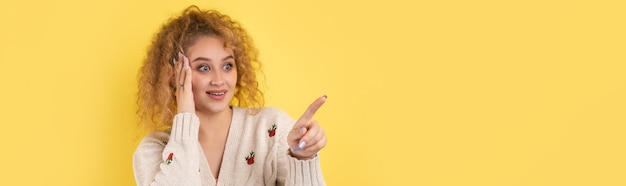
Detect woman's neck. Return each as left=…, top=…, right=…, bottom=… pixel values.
left=196, top=107, right=233, bottom=134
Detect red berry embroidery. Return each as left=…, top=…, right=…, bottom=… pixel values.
left=267, top=124, right=277, bottom=137
left=245, top=151, right=255, bottom=165
left=166, top=152, right=174, bottom=165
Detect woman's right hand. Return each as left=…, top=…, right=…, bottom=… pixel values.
left=174, top=52, right=195, bottom=114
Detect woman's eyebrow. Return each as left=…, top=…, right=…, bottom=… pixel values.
left=222, top=55, right=234, bottom=61
left=191, top=55, right=234, bottom=63
left=191, top=57, right=210, bottom=63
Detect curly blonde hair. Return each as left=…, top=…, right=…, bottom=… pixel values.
left=137, top=5, right=263, bottom=133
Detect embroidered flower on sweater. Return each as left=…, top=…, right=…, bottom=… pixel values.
left=166, top=153, right=174, bottom=165
left=245, top=151, right=255, bottom=165
left=267, top=124, right=277, bottom=137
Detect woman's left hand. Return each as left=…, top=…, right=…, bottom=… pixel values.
left=287, top=96, right=328, bottom=160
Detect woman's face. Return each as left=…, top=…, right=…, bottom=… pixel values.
left=185, top=36, right=237, bottom=114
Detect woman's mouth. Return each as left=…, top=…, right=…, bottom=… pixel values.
left=209, top=92, right=225, bottom=96
left=206, top=90, right=227, bottom=100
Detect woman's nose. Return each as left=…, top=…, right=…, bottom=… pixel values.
left=210, top=72, right=225, bottom=86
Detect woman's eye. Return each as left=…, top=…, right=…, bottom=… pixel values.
left=223, top=64, right=233, bottom=70
left=198, top=65, right=210, bottom=72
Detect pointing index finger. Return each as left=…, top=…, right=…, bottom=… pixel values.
left=295, top=95, right=327, bottom=127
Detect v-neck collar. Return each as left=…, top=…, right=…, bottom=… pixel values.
left=198, top=107, right=246, bottom=185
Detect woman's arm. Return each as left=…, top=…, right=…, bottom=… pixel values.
left=273, top=97, right=328, bottom=186
left=276, top=135, right=326, bottom=186
left=133, top=113, right=202, bottom=186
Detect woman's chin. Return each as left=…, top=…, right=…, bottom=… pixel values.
left=195, top=95, right=235, bottom=114
left=196, top=104, right=231, bottom=114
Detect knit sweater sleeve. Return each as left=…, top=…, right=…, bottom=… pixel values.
left=132, top=113, right=202, bottom=186
left=273, top=109, right=326, bottom=186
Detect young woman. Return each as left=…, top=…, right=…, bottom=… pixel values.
left=133, top=5, right=327, bottom=186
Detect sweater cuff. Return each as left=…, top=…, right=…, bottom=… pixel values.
left=170, top=112, right=200, bottom=141
left=288, top=154, right=326, bottom=186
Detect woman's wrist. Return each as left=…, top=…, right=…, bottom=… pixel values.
left=288, top=149, right=317, bottom=160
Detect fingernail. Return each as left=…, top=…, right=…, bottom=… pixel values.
left=184, top=57, right=190, bottom=70
left=299, top=127, right=305, bottom=134
left=171, top=58, right=176, bottom=65
left=178, top=51, right=182, bottom=59
left=291, top=141, right=307, bottom=151
left=323, top=95, right=327, bottom=99
left=292, top=146, right=301, bottom=151
left=298, top=141, right=306, bottom=150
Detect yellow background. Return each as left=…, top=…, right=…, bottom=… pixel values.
left=1, top=0, right=624, bottom=185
